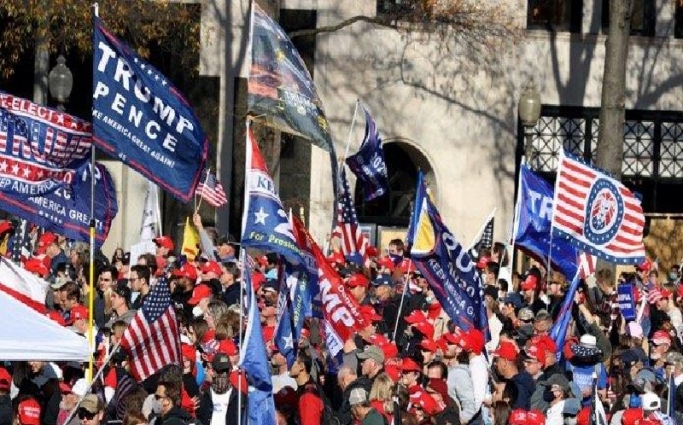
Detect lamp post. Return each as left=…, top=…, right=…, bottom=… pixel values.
left=48, top=55, right=73, bottom=111
left=518, top=79, right=541, bottom=166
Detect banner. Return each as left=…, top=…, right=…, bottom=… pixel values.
left=291, top=215, right=320, bottom=321
left=345, top=104, right=388, bottom=201
left=92, top=17, right=209, bottom=203
left=514, top=165, right=579, bottom=279
left=552, top=151, right=646, bottom=264
left=617, top=283, right=636, bottom=321
left=0, top=92, right=91, bottom=196
left=241, top=125, right=301, bottom=264
left=407, top=172, right=488, bottom=335
left=0, top=162, right=118, bottom=247
left=0, top=257, right=50, bottom=313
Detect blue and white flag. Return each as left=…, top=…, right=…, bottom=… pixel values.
left=0, top=93, right=91, bottom=197
left=549, top=270, right=581, bottom=356
left=0, top=162, right=118, bottom=247
left=241, top=125, right=302, bottom=264
left=345, top=104, right=388, bottom=201
left=406, top=172, right=488, bottom=336
left=291, top=215, right=321, bottom=321
left=239, top=254, right=277, bottom=425
left=274, top=265, right=296, bottom=368
left=514, top=165, right=579, bottom=279
left=92, top=17, right=209, bottom=203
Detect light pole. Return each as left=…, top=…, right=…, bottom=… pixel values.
left=48, top=55, right=73, bottom=111
left=518, top=79, right=541, bottom=166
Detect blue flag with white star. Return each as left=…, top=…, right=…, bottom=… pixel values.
left=274, top=265, right=296, bottom=368
left=241, top=125, right=302, bottom=264
left=406, top=172, right=489, bottom=337
left=92, top=17, right=209, bottom=203
left=514, top=165, right=579, bottom=279
left=238, top=253, right=277, bottom=425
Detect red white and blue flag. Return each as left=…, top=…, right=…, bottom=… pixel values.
left=120, top=278, right=180, bottom=381
left=331, top=167, right=369, bottom=258
left=195, top=168, right=227, bottom=207
left=551, top=151, right=646, bottom=264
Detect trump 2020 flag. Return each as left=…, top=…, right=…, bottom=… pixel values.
left=406, top=172, right=488, bottom=336
left=92, top=17, right=209, bottom=203
left=241, top=123, right=301, bottom=264
left=239, top=253, right=277, bottom=425
left=551, top=151, right=646, bottom=264
left=274, top=266, right=296, bottom=368
left=345, top=104, right=389, bottom=201
left=514, top=165, right=579, bottom=279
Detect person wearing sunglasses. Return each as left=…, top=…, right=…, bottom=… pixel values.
left=77, top=394, right=104, bottom=425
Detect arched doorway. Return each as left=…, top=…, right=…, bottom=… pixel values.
left=355, top=140, right=435, bottom=227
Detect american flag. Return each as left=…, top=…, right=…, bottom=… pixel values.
left=120, top=278, right=180, bottom=381
left=468, top=209, right=495, bottom=260
left=578, top=251, right=597, bottom=278
left=552, top=151, right=646, bottom=264
left=195, top=169, right=227, bottom=207
left=331, top=167, right=368, bottom=257
left=9, top=219, right=32, bottom=263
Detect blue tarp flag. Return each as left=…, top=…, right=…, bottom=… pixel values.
left=274, top=264, right=296, bottom=368
left=291, top=215, right=322, bottom=320
left=0, top=162, right=118, bottom=247
left=92, top=17, right=209, bottom=203
left=345, top=104, right=389, bottom=201
left=406, top=172, right=489, bottom=336
left=238, top=254, right=277, bottom=425
left=514, top=165, right=579, bottom=279
left=241, top=126, right=302, bottom=264
left=0, top=92, right=91, bottom=197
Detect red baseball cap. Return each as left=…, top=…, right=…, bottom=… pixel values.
left=418, top=339, right=438, bottom=353
left=69, top=305, right=89, bottom=323
left=188, top=284, right=213, bottom=305
left=427, top=301, right=442, bottom=320
left=476, top=256, right=492, bottom=269
left=0, top=221, right=13, bottom=236
left=18, top=398, right=41, bottom=425
left=376, top=256, right=395, bottom=272
left=360, top=305, right=382, bottom=323
left=412, top=321, right=435, bottom=339
left=651, top=330, right=672, bottom=346
left=366, top=246, right=379, bottom=258
left=532, top=335, right=557, bottom=355
left=443, top=331, right=463, bottom=346
left=36, top=232, right=57, bottom=254
left=201, top=261, right=223, bottom=277
left=24, top=258, right=49, bottom=277
left=493, top=340, right=519, bottom=361
left=401, top=358, right=422, bottom=373
left=181, top=344, right=197, bottom=363
left=409, top=390, right=441, bottom=416
left=461, top=329, right=486, bottom=355
left=0, top=367, right=11, bottom=391
left=399, top=258, right=415, bottom=274
left=173, top=263, right=197, bottom=281
left=620, top=408, right=643, bottom=425
left=405, top=309, right=428, bottom=324
left=346, top=273, right=369, bottom=288
left=523, top=345, right=546, bottom=366
left=154, top=236, right=174, bottom=251
left=508, top=409, right=529, bottom=425
left=520, top=275, right=538, bottom=291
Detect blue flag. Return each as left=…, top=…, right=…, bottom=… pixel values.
left=239, top=254, right=277, bottom=425
left=92, top=17, right=209, bottom=203
left=345, top=104, right=389, bottom=201
left=241, top=126, right=302, bottom=264
left=406, top=172, right=489, bottom=335
left=550, top=270, right=580, bottom=356
left=285, top=261, right=313, bottom=337
left=0, top=92, right=91, bottom=197
left=274, top=266, right=296, bottom=368
left=0, top=162, right=118, bottom=247
left=514, top=165, right=579, bottom=279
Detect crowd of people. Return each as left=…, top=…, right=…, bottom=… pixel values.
left=1, top=214, right=683, bottom=425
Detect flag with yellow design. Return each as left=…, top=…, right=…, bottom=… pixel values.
left=406, top=172, right=489, bottom=336
left=181, top=217, right=200, bottom=261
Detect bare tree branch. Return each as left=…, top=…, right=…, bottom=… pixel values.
left=288, top=15, right=398, bottom=39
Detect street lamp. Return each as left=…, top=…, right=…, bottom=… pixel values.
left=48, top=55, right=73, bottom=111
left=518, top=79, right=541, bottom=166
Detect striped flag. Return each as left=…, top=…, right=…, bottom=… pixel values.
left=120, top=278, right=180, bottom=381
left=551, top=151, right=646, bottom=264
left=578, top=251, right=597, bottom=278
left=468, top=208, right=495, bottom=260
left=331, top=167, right=369, bottom=257
left=195, top=168, right=227, bottom=207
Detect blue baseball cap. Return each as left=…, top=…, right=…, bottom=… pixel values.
left=371, top=274, right=393, bottom=287
left=502, top=293, right=523, bottom=310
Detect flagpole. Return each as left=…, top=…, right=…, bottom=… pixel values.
left=86, top=1, right=99, bottom=385
left=392, top=259, right=413, bottom=342
left=195, top=167, right=212, bottom=212
left=507, top=159, right=525, bottom=281
left=341, top=99, right=360, bottom=161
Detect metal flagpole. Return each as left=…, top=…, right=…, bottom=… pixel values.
left=341, top=99, right=360, bottom=162
left=391, top=260, right=413, bottom=342
left=195, top=167, right=212, bottom=212
left=87, top=2, right=99, bottom=385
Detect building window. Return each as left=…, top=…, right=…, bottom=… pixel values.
left=527, top=0, right=582, bottom=32
left=377, top=0, right=414, bottom=16
left=602, top=0, right=655, bottom=36
left=676, top=1, right=683, bottom=38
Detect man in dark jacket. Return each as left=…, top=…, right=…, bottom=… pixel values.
left=154, top=379, right=198, bottom=425
left=0, top=367, right=11, bottom=425
left=196, top=354, right=245, bottom=425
